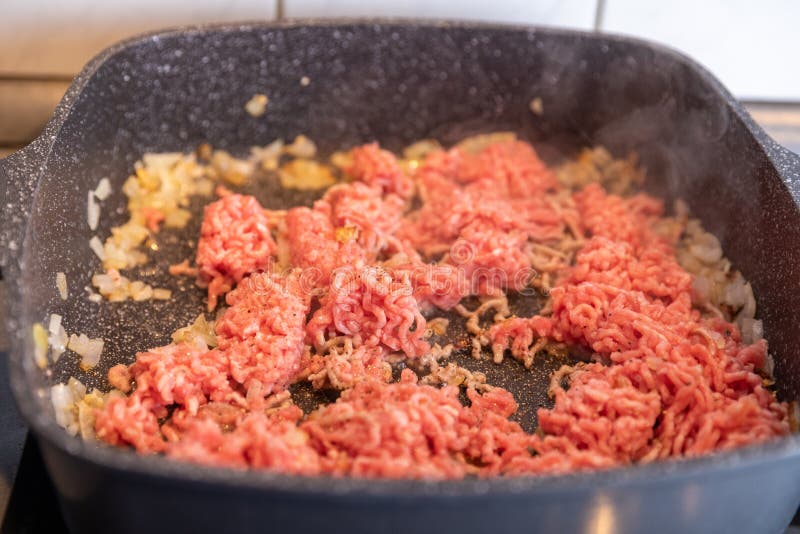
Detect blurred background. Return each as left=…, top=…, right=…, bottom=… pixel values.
left=1, top=0, right=800, bottom=159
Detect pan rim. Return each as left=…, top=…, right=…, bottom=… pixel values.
left=6, top=19, right=800, bottom=498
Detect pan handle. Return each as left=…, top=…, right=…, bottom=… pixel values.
left=0, top=139, right=45, bottom=274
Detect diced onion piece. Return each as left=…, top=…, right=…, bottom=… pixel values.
left=330, top=150, right=353, bottom=171
left=129, top=281, right=152, bottom=301
left=152, top=288, right=172, bottom=300
left=76, top=390, right=105, bottom=440
left=32, top=323, right=48, bottom=369
left=51, top=383, right=78, bottom=435
left=68, top=333, right=104, bottom=369
left=68, top=376, right=87, bottom=399
left=688, top=232, right=723, bottom=264
left=56, top=271, right=68, bottom=300
left=285, top=135, right=317, bottom=158
left=89, top=236, right=106, bottom=261
left=51, top=378, right=90, bottom=436
left=529, top=97, right=543, bottom=116
left=172, top=314, right=217, bottom=349
left=87, top=191, right=100, bottom=230
left=739, top=317, right=765, bottom=346
left=94, top=178, right=112, bottom=200
left=403, top=139, right=442, bottom=160
left=48, top=313, right=62, bottom=335
left=279, top=159, right=336, bottom=190
left=50, top=325, right=68, bottom=363
left=47, top=314, right=67, bottom=362
left=455, top=132, right=516, bottom=154
left=251, top=139, right=284, bottom=171
left=244, top=93, right=269, bottom=117
left=210, top=150, right=255, bottom=185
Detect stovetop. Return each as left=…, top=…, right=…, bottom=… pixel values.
left=2, top=102, right=800, bottom=533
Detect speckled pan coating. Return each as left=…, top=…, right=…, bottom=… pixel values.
left=2, top=20, right=800, bottom=534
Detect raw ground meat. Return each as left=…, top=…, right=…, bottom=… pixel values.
left=94, top=137, right=790, bottom=478
left=306, top=265, right=430, bottom=358
left=347, top=142, right=415, bottom=199
left=489, top=185, right=788, bottom=467
left=284, top=205, right=366, bottom=286
left=196, top=194, right=276, bottom=310
left=95, top=271, right=309, bottom=452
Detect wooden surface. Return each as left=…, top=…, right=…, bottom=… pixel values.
left=0, top=79, right=70, bottom=146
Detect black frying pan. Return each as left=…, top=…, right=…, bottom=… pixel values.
left=2, top=21, right=800, bottom=534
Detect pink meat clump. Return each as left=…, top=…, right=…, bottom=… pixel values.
left=347, top=142, right=414, bottom=199
left=285, top=206, right=366, bottom=287
left=306, top=265, right=430, bottom=358
left=95, top=343, right=226, bottom=453
left=489, top=185, right=789, bottom=470
left=384, top=251, right=468, bottom=311
left=398, top=141, right=574, bottom=295
left=455, top=140, right=559, bottom=196
left=301, top=369, right=531, bottom=478
left=166, top=405, right=321, bottom=475
left=214, top=271, right=310, bottom=396
left=320, top=182, right=406, bottom=258
left=196, top=194, right=276, bottom=310
left=95, top=271, right=309, bottom=453
left=301, top=344, right=391, bottom=391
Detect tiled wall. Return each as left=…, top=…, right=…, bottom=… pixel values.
left=283, top=0, right=597, bottom=27
left=601, top=0, right=800, bottom=101
left=1, top=0, right=799, bottom=151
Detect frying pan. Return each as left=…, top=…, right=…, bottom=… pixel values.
left=2, top=20, right=800, bottom=534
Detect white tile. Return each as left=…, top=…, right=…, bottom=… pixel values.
left=284, top=0, right=598, bottom=29
left=0, top=0, right=277, bottom=76
left=602, top=0, right=800, bottom=101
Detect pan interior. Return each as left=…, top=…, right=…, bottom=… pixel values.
left=14, top=23, right=800, bottom=446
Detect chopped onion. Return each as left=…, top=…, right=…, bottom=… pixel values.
left=403, top=139, right=442, bottom=160
left=48, top=314, right=68, bottom=361
left=89, top=236, right=106, bottom=261
left=529, top=97, right=543, bottom=116
left=244, top=93, right=269, bottom=117
left=68, top=333, right=104, bottom=369
left=56, top=271, right=68, bottom=300
left=129, top=280, right=152, bottom=301
left=285, top=135, right=317, bottom=158
left=68, top=376, right=87, bottom=399
left=51, top=378, right=90, bottom=436
left=172, top=314, right=216, bottom=349
left=152, top=288, right=172, bottom=300
left=455, top=132, right=516, bottom=154
left=688, top=232, right=723, bottom=264
left=738, top=317, right=764, bottom=346
left=50, top=326, right=68, bottom=362
left=32, top=323, right=48, bottom=369
left=94, top=177, right=112, bottom=200
left=251, top=139, right=284, bottom=171
left=48, top=313, right=62, bottom=335
left=76, top=390, right=105, bottom=439
left=87, top=191, right=100, bottom=230
left=50, top=383, right=78, bottom=435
